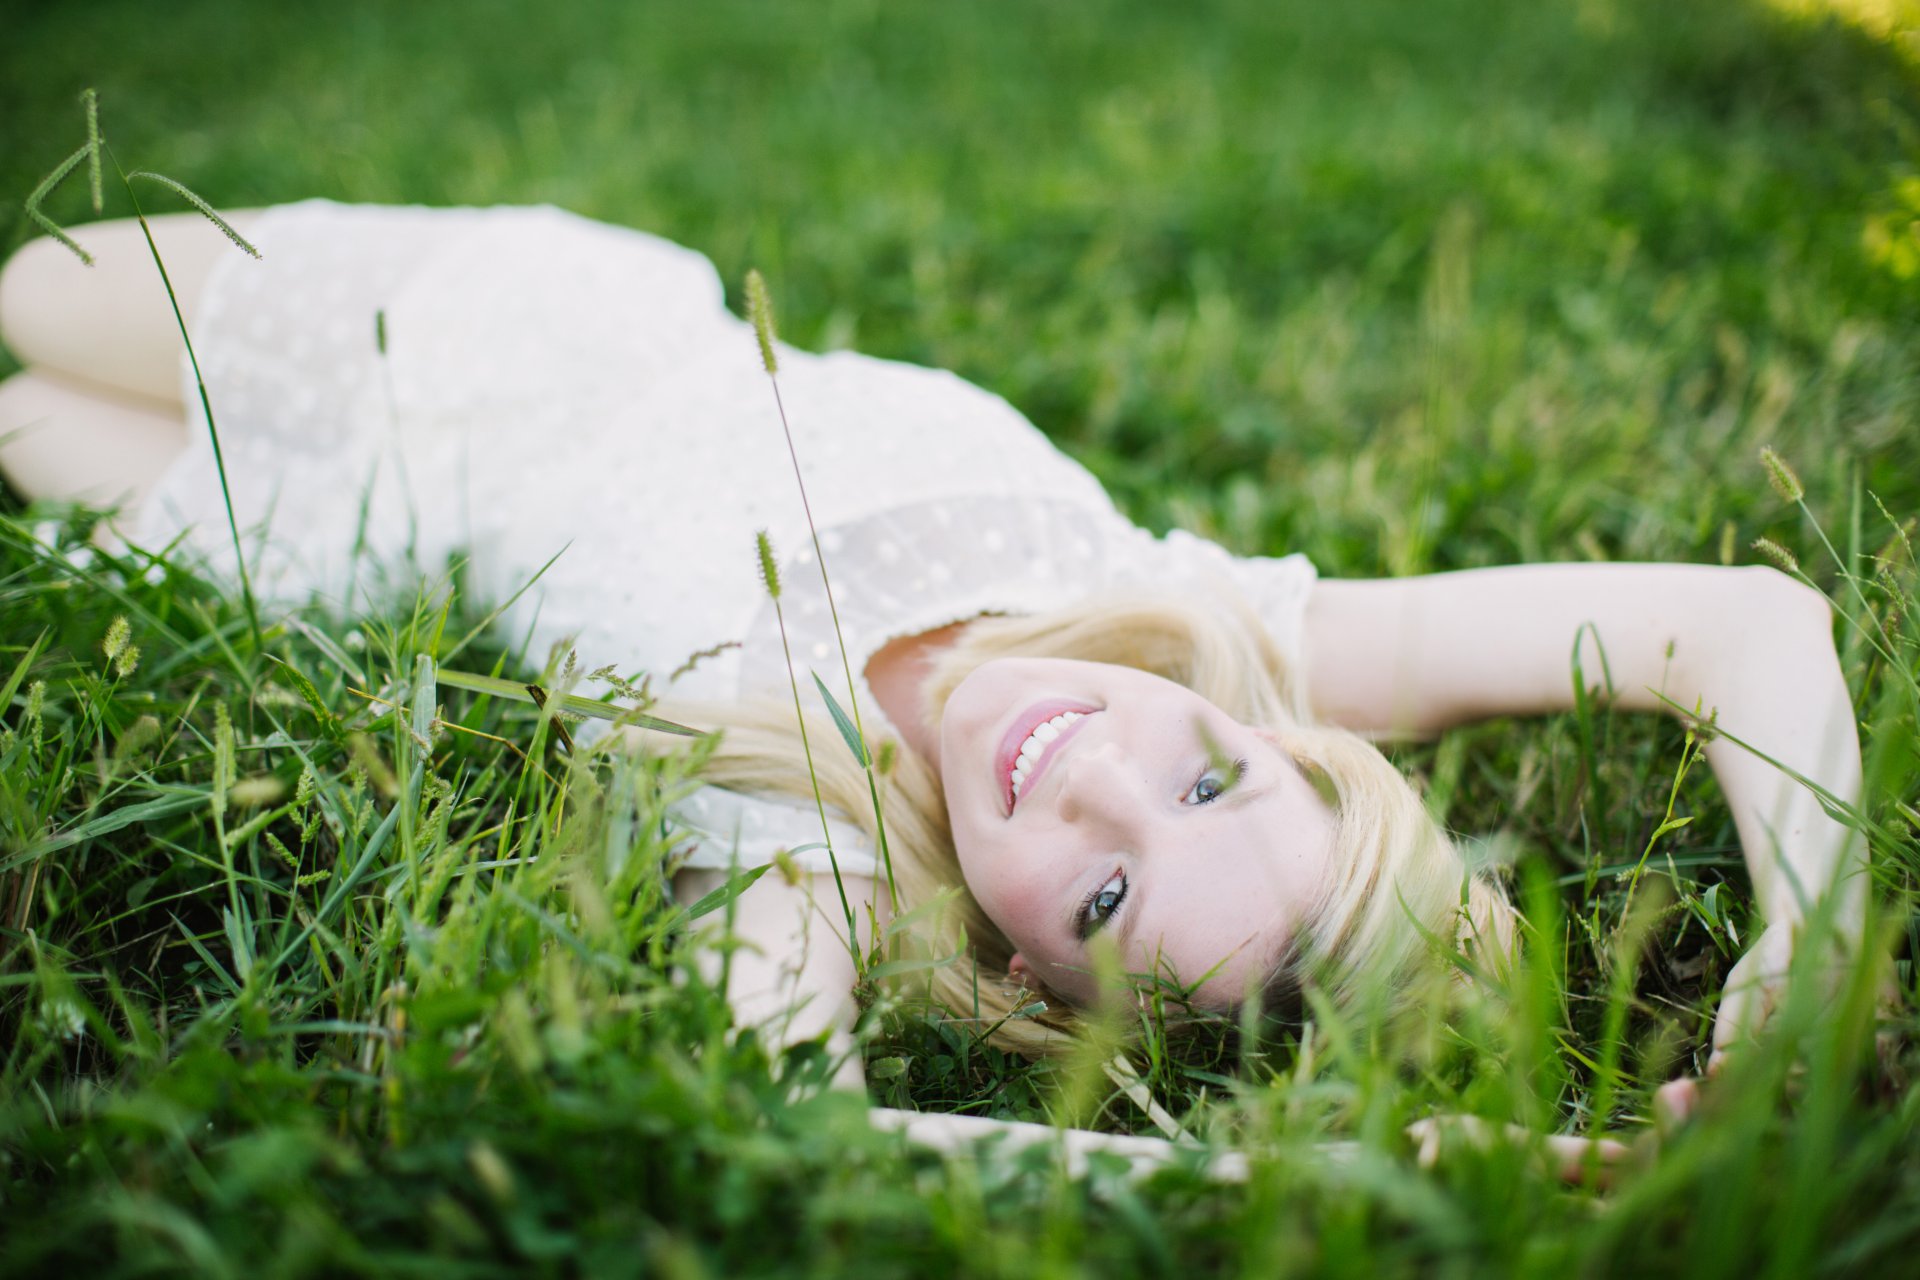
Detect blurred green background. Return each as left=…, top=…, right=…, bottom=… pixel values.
left=4, top=0, right=1915, bottom=578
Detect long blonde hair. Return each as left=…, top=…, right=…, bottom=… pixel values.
left=678, top=590, right=1514, bottom=1056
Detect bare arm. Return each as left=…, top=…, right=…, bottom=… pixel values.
left=673, top=867, right=878, bottom=1091
left=1304, top=563, right=1867, bottom=1056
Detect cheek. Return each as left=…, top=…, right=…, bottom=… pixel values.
left=952, top=835, right=1053, bottom=946
left=938, top=661, right=1013, bottom=765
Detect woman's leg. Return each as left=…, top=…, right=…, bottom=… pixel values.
left=0, top=210, right=260, bottom=406
left=0, top=369, right=187, bottom=513
left=0, top=210, right=259, bottom=509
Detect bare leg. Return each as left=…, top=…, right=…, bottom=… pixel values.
left=0, top=209, right=262, bottom=405
left=0, top=369, right=187, bottom=515
left=0, top=210, right=259, bottom=508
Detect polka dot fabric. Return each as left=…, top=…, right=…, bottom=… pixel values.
left=144, top=202, right=1316, bottom=879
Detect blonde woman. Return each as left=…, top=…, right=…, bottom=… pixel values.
left=0, top=205, right=1867, bottom=1168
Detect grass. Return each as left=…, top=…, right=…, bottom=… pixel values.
left=2, top=0, right=1918, bottom=1273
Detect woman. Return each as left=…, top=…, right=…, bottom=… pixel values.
left=0, top=203, right=1867, bottom=1123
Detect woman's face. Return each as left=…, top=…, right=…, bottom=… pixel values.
left=937, top=657, right=1337, bottom=1008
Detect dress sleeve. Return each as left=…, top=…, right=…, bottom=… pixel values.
left=1175, top=530, right=1319, bottom=661
left=1103, top=523, right=1319, bottom=698
left=667, top=785, right=880, bottom=881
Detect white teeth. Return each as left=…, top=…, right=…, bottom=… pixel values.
left=1009, top=711, right=1087, bottom=801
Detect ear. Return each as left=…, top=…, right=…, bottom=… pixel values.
left=1007, top=952, right=1031, bottom=983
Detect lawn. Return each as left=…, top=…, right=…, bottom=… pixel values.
left=2, top=0, right=1918, bottom=1274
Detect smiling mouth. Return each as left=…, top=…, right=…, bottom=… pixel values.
left=997, top=701, right=1099, bottom=813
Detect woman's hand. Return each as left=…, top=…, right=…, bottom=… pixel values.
left=1409, top=1076, right=1707, bottom=1189
left=1405, top=1115, right=1633, bottom=1186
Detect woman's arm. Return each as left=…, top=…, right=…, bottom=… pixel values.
left=1304, top=563, right=1867, bottom=1059
left=673, top=867, right=877, bottom=1091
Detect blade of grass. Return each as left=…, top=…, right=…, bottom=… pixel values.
left=433, top=666, right=702, bottom=737
left=108, top=141, right=262, bottom=653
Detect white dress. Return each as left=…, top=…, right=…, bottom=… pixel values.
left=144, top=201, right=1317, bottom=878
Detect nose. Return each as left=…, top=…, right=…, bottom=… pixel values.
left=1053, top=741, right=1149, bottom=829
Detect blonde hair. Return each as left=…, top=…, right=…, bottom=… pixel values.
left=678, top=590, right=1514, bottom=1056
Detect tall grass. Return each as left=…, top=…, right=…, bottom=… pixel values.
left=2, top=483, right=1910, bottom=1273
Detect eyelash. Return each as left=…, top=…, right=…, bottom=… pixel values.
left=1188, top=757, right=1250, bottom=805
left=1076, top=870, right=1128, bottom=941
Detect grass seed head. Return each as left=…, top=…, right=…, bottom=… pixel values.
left=589, top=664, right=651, bottom=703
left=1752, top=536, right=1800, bottom=574
left=25, top=680, right=46, bottom=754
left=102, top=616, right=130, bottom=664
left=26, top=145, right=97, bottom=266
left=745, top=269, right=779, bottom=374
left=755, top=529, right=782, bottom=600
left=1761, top=446, right=1805, bottom=503
left=81, top=88, right=102, bottom=213
left=267, top=831, right=300, bottom=873
left=212, top=703, right=236, bottom=816
left=128, top=171, right=263, bottom=259
left=231, top=776, right=286, bottom=809
left=773, top=846, right=802, bottom=886
left=113, top=645, right=140, bottom=679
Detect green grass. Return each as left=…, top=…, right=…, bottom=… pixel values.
left=2, top=0, right=1919, bottom=1273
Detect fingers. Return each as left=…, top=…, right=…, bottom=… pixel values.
left=1405, top=1116, right=1631, bottom=1187
left=1541, top=1133, right=1631, bottom=1187
left=1653, top=1077, right=1700, bottom=1137
left=1404, top=1067, right=1720, bottom=1188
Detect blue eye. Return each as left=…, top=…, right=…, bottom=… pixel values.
left=1077, top=871, right=1128, bottom=940
left=1187, top=758, right=1248, bottom=805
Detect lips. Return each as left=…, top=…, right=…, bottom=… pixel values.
left=996, top=699, right=1099, bottom=814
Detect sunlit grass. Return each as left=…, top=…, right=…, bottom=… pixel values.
left=1765, top=0, right=1918, bottom=50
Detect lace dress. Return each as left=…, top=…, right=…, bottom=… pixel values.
left=145, top=201, right=1317, bottom=878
